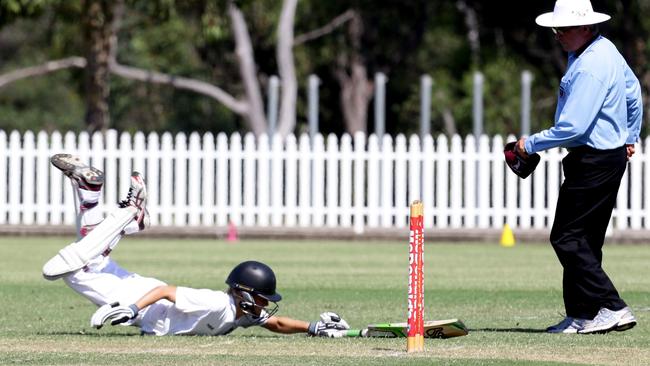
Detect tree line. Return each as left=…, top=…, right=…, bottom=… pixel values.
left=0, top=0, right=648, bottom=138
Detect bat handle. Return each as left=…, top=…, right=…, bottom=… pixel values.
left=345, top=329, right=367, bottom=337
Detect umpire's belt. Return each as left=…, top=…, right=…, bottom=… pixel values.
left=567, top=145, right=625, bottom=154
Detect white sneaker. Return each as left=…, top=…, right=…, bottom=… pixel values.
left=615, top=307, right=637, bottom=332
left=546, top=316, right=590, bottom=334
left=118, top=172, right=149, bottom=231
left=579, top=307, right=636, bottom=334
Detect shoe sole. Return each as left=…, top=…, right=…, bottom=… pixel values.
left=579, top=327, right=615, bottom=334
left=51, top=154, right=104, bottom=186
left=578, top=323, right=618, bottom=334
left=546, top=329, right=578, bottom=334
left=615, top=320, right=637, bottom=332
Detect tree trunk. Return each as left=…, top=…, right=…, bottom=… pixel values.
left=82, top=0, right=114, bottom=132
left=442, top=107, right=457, bottom=136
left=228, top=0, right=267, bottom=136
left=276, top=0, right=298, bottom=138
left=333, top=10, right=373, bottom=135
left=456, top=0, right=481, bottom=68
left=336, top=62, right=373, bottom=134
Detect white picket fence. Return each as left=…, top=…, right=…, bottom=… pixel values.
left=0, top=129, right=648, bottom=234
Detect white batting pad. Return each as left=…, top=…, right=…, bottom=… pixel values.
left=43, top=206, right=136, bottom=280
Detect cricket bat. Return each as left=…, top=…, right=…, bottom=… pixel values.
left=346, top=319, right=468, bottom=339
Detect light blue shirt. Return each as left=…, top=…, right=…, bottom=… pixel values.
left=525, top=35, right=643, bottom=154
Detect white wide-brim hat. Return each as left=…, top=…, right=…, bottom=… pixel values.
left=536, top=0, right=610, bottom=27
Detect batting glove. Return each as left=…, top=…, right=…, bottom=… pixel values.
left=90, top=302, right=140, bottom=329
left=308, top=312, right=350, bottom=337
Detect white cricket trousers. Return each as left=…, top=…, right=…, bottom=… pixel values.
left=63, top=255, right=166, bottom=307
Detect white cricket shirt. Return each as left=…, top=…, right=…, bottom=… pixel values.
left=137, top=287, right=268, bottom=335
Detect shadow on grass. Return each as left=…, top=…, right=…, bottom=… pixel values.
left=231, top=334, right=298, bottom=339
left=38, top=331, right=291, bottom=338
left=470, top=327, right=546, bottom=333
left=37, top=331, right=141, bottom=337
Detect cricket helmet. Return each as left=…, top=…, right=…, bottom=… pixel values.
left=226, top=260, right=282, bottom=302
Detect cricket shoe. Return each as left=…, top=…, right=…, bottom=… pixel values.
left=546, top=316, right=590, bottom=334
left=578, top=307, right=637, bottom=334
left=118, top=172, right=149, bottom=231
left=615, top=307, right=637, bottom=332
left=50, top=154, right=104, bottom=192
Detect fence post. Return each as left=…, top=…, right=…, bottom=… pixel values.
left=188, top=132, right=202, bottom=226
left=374, top=72, right=387, bottom=144
left=271, top=134, right=284, bottom=227
left=229, top=133, right=243, bottom=226
left=473, top=71, right=483, bottom=139
left=380, top=134, right=394, bottom=228
left=367, top=134, right=380, bottom=227
left=22, top=131, right=35, bottom=225
left=312, top=133, right=326, bottom=227
left=298, top=134, right=311, bottom=227
left=0, top=131, right=6, bottom=225
left=521, top=70, right=533, bottom=136
left=8, top=131, right=21, bottom=225
left=267, top=75, right=280, bottom=138
left=201, top=133, right=215, bottom=226
left=308, top=74, right=320, bottom=142
left=353, top=132, right=366, bottom=234
left=394, top=134, right=407, bottom=228
left=420, top=75, right=432, bottom=141
left=36, top=131, right=49, bottom=225
left=147, top=132, right=161, bottom=227
left=243, top=133, right=256, bottom=226
left=257, top=133, right=270, bottom=227
left=340, top=134, right=353, bottom=228
left=216, top=133, right=229, bottom=227
left=326, top=134, right=340, bottom=228
left=284, top=134, right=298, bottom=227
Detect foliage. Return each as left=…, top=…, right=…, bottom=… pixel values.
left=110, top=5, right=235, bottom=134
left=0, top=0, right=48, bottom=25
left=0, top=69, right=84, bottom=133
left=0, top=0, right=648, bottom=137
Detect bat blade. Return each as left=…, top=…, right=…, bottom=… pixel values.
left=347, top=319, right=468, bottom=339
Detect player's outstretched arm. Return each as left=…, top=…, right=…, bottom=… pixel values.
left=263, top=312, right=350, bottom=337
left=262, top=316, right=310, bottom=334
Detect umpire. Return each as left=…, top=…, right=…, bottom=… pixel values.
left=515, top=0, right=642, bottom=334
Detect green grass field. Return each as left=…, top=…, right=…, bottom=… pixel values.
left=1, top=236, right=648, bottom=365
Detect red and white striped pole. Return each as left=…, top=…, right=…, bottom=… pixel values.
left=407, top=200, right=424, bottom=352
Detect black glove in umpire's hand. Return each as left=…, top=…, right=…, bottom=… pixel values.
left=308, top=312, right=350, bottom=338
left=504, top=141, right=540, bottom=179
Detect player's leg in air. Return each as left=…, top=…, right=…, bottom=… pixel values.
left=50, top=154, right=105, bottom=237
left=43, top=155, right=162, bottom=307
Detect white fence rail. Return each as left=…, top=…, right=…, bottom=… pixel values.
left=1, top=129, right=649, bottom=234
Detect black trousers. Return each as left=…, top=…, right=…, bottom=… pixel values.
left=550, top=145, right=628, bottom=319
